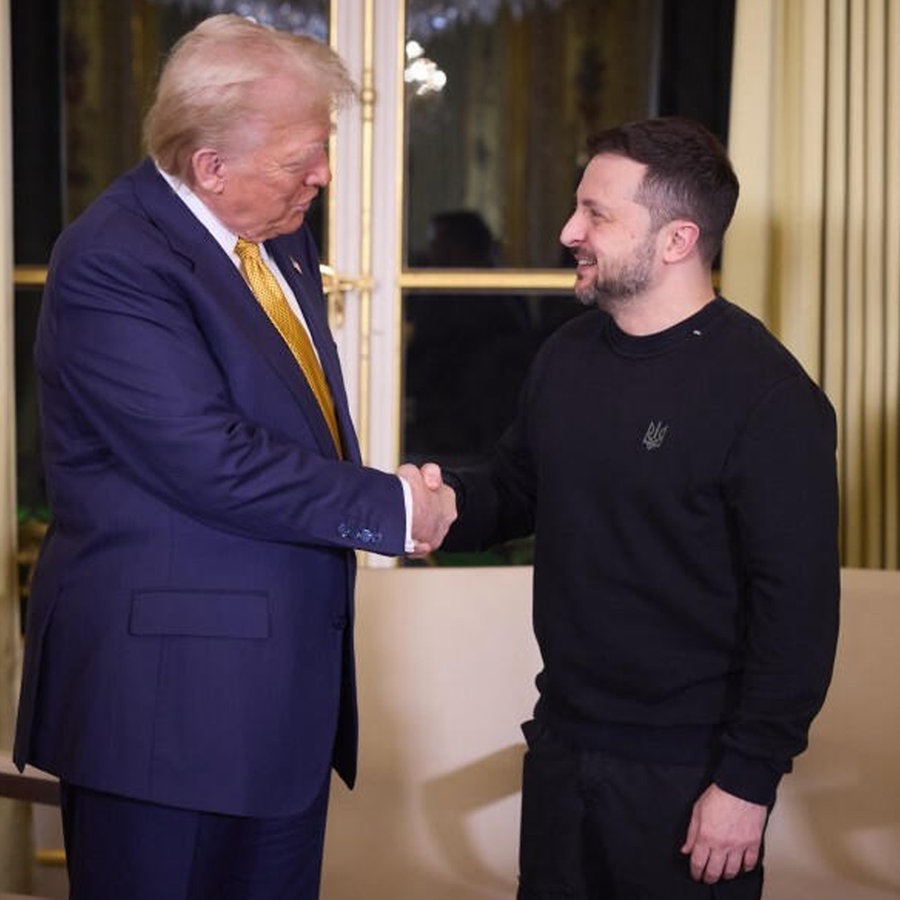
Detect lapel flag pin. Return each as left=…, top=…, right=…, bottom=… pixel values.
left=290, top=256, right=303, bottom=275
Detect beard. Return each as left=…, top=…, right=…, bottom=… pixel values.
left=574, top=231, right=657, bottom=311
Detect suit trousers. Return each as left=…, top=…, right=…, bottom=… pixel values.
left=59, top=776, right=331, bottom=900
left=516, top=720, right=764, bottom=900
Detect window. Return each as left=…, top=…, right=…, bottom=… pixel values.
left=10, top=0, right=734, bottom=569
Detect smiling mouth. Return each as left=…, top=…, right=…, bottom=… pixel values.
left=572, top=253, right=597, bottom=271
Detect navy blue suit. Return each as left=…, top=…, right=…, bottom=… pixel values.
left=14, top=158, right=406, bottom=823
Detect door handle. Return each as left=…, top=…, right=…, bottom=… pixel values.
left=319, top=264, right=372, bottom=329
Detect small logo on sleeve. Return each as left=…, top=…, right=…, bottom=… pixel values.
left=642, top=421, right=669, bottom=450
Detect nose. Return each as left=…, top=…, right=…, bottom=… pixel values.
left=559, top=210, right=581, bottom=248
left=305, top=146, right=332, bottom=188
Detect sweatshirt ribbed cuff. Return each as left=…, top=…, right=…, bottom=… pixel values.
left=714, top=749, right=784, bottom=807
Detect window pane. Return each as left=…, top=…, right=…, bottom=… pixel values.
left=61, top=1, right=203, bottom=223
left=402, top=290, right=586, bottom=466
left=405, top=0, right=660, bottom=268
left=404, top=0, right=735, bottom=269
left=402, top=289, right=587, bottom=565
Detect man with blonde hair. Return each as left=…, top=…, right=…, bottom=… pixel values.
left=14, top=14, right=454, bottom=899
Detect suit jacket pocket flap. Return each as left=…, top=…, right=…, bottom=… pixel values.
left=129, top=590, right=270, bottom=639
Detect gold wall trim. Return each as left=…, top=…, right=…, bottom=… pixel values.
left=392, top=2, right=406, bottom=479
left=399, top=269, right=575, bottom=292
left=14, top=264, right=381, bottom=294
left=327, top=0, right=339, bottom=304
left=357, top=0, right=376, bottom=464
left=13, top=266, right=47, bottom=288
left=16, top=266, right=574, bottom=294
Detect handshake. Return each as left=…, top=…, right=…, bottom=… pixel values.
left=397, top=462, right=457, bottom=558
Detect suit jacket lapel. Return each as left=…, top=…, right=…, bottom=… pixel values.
left=130, top=160, right=348, bottom=461
left=267, top=240, right=362, bottom=464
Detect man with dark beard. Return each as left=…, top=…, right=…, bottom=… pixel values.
left=420, top=117, right=840, bottom=899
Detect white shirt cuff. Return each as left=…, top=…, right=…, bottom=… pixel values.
left=398, top=476, right=415, bottom=553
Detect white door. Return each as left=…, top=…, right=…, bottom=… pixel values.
left=326, top=0, right=579, bottom=573
left=327, top=0, right=408, bottom=483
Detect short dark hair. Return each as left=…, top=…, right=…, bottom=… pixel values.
left=588, top=116, right=739, bottom=265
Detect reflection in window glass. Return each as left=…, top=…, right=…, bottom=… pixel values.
left=402, top=290, right=588, bottom=565
left=61, top=1, right=205, bottom=223
left=405, top=0, right=661, bottom=268
left=404, top=0, right=735, bottom=269
left=402, top=291, right=586, bottom=467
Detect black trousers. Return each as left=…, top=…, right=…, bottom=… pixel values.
left=60, top=777, right=330, bottom=900
left=517, top=720, right=764, bottom=900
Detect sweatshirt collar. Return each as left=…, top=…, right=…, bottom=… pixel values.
left=604, top=296, right=728, bottom=358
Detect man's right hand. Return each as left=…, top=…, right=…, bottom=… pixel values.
left=397, top=463, right=457, bottom=557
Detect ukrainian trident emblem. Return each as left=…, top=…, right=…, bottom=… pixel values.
left=642, top=421, right=668, bottom=450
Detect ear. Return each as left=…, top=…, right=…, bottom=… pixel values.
left=191, top=148, right=226, bottom=194
left=661, top=220, right=700, bottom=263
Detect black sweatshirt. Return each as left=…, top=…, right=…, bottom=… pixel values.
left=445, top=297, right=840, bottom=806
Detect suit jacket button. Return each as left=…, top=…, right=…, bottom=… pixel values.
left=332, top=615, right=348, bottom=630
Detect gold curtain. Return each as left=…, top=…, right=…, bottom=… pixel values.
left=722, top=0, right=900, bottom=569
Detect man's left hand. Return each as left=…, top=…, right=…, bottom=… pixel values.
left=680, top=783, right=767, bottom=883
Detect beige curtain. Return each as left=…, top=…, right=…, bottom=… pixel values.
left=0, top=0, right=33, bottom=890
left=722, top=0, right=900, bottom=569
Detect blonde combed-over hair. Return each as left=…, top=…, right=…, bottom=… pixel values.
left=144, top=14, right=356, bottom=181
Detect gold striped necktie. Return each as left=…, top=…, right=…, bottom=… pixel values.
left=235, top=238, right=342, bottom=456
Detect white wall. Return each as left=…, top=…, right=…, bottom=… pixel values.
left=765, top=568, right=900, bottom=899
left=322, top=567, right=539, bottom=899
left=19, top=566, right=900, bottom=898
left=322, top=566, right=900, bottom=900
